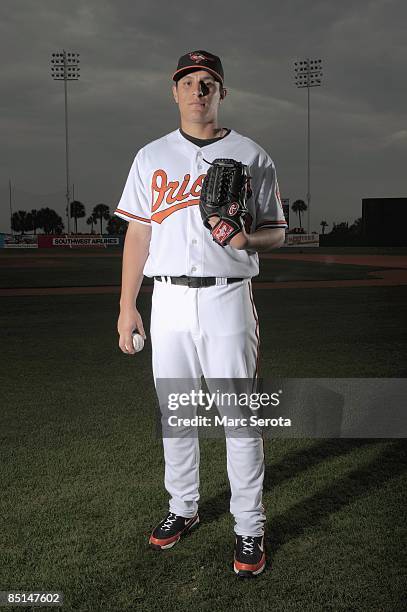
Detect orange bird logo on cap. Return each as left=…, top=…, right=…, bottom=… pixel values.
left=189, top=52, right=211, bottom=62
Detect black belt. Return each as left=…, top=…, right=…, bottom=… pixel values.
left=154, top=275, right=244, bottom=288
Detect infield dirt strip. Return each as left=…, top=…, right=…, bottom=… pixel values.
left=0, top=253, right=406, bottom=296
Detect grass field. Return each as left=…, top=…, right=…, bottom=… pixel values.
left=0, top=248, right=406, bottom=611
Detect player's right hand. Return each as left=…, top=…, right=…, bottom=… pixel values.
left=117, top=306, right=146, bottom=355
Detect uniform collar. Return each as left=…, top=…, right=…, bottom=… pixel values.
left=177, top=127, right=233, bottom=148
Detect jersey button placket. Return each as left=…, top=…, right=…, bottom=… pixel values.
left=197, top=150, right=203, bottom=172
left=188, top=153, right=203, bottom=276
left=190, top=150, right=201, bottom=341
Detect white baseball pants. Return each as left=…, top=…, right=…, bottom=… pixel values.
left=150, top=277, right=266, bottom=537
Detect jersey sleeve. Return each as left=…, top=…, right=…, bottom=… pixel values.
left=252, top=154, right=288, bottom=231
left=114, top=150, right=151, bottom=225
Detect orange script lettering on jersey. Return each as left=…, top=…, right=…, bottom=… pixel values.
left=151, top=170, right=206, bottom=223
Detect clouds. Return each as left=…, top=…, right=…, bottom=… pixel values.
left=1, top=0, right=406, bottom=232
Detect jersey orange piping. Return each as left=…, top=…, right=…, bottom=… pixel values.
left=248, top=280, right=260, bottom=380
left=114, top=208, right=151, bottom=223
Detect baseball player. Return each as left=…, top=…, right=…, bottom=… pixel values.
left=115, top=50, right=287, bottom=578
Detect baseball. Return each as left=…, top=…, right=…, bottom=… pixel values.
left=132, top=332, right=145, bottom=352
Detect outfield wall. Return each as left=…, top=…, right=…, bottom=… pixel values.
left=0, top=234, right=125, bottom=248
left=1, top=232, right=321, bottom=248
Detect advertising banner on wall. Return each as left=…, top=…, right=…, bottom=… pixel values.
left=1, top=234, right=38, bottom=248
left=285, top=233, right=320, bottom=247
left=37, top=234, right=122, bottom=248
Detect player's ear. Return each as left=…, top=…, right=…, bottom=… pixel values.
left=220, top=87, right=227, bottom=102
left=172, top=83, right=179, bottom=104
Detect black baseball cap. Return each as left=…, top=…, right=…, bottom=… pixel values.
left=172, top=50, right=224, bottom=85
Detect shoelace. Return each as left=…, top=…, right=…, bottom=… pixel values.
left=242, top=536, right=255, bottom=555
left=162, top=513, right=178, bottom=531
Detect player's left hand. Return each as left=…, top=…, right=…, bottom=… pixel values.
left=207, top=216, right=249, bottom=250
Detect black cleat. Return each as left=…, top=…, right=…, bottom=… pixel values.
left=234, top=534, right=266, bottom=577
left=149, top=512, right=200, bottom=550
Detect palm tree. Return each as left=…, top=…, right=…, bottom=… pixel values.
left=291, top=200, right=307, bottom=230
left=92, top=203, right=111, bottom=234
left=30, top=209, right=39, bottom=234
left=37, top=207, right=64, bottom=234
left=70, top=200, right=86, bottom=234
left=86, top=214, right=96, bottom=233
left=11, top=210, right=31, bottom=235
left=320, top=220, right=328, bottom=235
left=330, top=221, right=349, bottom=235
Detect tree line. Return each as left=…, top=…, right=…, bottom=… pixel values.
left=291, top=199, right=362, bottom=237
left=10, top=201, right=127, bottom=235
left=10, top=198, right=362, bottom=239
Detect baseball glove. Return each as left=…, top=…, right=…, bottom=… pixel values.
left=199, top=158, right=253, bottom=247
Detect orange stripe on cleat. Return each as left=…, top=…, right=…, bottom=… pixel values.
left=149, top=533, right=180, bottom=547
left=149, top=515, right=199, bottom=548
left=234, top=553, right=266, bottom=573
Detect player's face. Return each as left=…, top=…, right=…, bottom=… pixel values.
left=172, top=70, right=226, bottom=123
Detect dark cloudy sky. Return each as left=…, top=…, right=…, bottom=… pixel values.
left=1, top=0, right=406, bottom=233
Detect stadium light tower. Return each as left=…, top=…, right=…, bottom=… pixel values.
left=294, top=58, right=323, bottom=234
left=51, top=50, right=80, bottom=234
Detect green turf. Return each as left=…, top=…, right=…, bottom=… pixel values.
left=256, top=285, right=407, bottom=377
left=0, top=288, right=406, bottom=611
left=0, top=251, right=123, bottom=288
left=1, top=247, right=406, bottom=288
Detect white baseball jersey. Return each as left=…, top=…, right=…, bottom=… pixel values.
left=114, top=128, right=287, bottom=278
